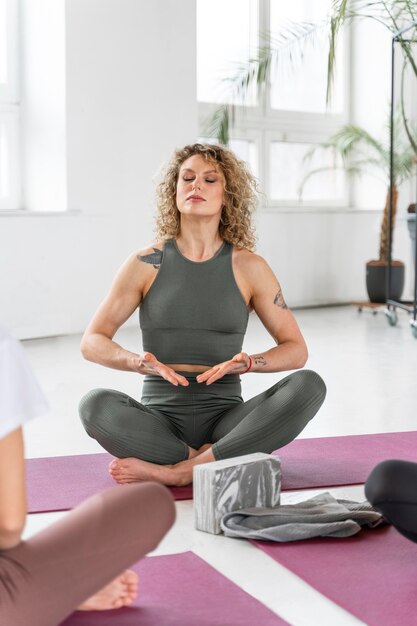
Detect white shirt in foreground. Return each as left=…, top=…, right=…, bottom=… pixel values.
left=0, top=326, right=49, bottom=439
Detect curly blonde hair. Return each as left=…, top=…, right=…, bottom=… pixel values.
left=155, top=143, right=258, bottom=251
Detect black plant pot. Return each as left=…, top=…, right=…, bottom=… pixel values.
left=366, top=260, right=405, bottom=303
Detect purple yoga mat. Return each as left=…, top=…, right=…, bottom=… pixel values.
left=252, top=526, right=417, bottom=626
left=26, top=453, right=192, bottom=513
left=59, top=551, right=287, bottom=626
left=277, top=430, right=417, bottom=490
left=26, top=431, right=417, bottom=514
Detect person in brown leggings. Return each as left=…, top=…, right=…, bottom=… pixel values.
left=0, top=326, right=175, bottom=625
left=0, top=426, right=176, bottom=626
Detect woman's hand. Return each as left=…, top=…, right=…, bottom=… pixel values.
left=136, top=352, right=189, bottom=386
left=196, top=352, right=251, bottom=385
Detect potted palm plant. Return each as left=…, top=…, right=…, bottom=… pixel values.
left=300, top=115, right=416, bottom=302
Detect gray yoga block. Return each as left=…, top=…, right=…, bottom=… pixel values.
left=193, top=452, right=281, bottom=534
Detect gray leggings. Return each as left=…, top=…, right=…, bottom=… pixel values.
left=79, top=369, right=326, bottom=464
left=0, top=483, right=175, bottom=626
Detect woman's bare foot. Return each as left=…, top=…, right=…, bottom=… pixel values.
left=78, top=569, right=138, bottom=611
left=187, top=443, right=211, bottom=459
left=109, top=457, right=182, bottom=486
left=187, top=446, right=199, bottom=459
left=109, top=447, right=215, bottom=486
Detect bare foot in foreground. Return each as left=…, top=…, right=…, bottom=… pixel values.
left=78, top=569, right=138, bottom=611
left=109, top=447, right=215, bottom=486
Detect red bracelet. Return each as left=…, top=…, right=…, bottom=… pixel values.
left=242, top=356, right=252, bottom=374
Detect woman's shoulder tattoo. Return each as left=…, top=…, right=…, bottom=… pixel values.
left=137, top=248, right=162, bottom=269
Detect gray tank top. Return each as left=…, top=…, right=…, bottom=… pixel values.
left=139, top=239, right=249, bottom=365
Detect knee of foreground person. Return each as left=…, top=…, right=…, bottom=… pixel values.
left=140, top=482, right=176, bottom=533
left=365, top=459, right=411, bottom=506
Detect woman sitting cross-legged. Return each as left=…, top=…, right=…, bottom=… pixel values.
left=79, top=143, right=327, bottom=487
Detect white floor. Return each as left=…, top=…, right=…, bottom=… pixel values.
left=22, top=305, right=417, bottom=626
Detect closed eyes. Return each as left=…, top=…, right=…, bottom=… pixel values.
left=183, top=177, right=216, bottom=183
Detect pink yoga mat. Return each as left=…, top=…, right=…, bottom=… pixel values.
left=26, top=453, right=192, bottom=513
left=26, top=431, right=417, bottom=514
left=277, top=430, right=417, bottom=490
left=59, top=551, right=287, bottom=626
left=252, top=526, right=417, bottom=626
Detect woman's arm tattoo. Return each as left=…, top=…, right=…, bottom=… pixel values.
left=274, top=289, right=288, bottom=309
left=253, top=355, right=267, bottom=367
left=137, top=248, right=162, bottom=269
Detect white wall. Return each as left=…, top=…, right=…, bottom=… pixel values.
left=1, top=0, right=197, bottom=339
left=256, top=209, right=413, bottom=307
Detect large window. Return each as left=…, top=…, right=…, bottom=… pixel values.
left=197, top=0, right=349, bottom=209
left=0, top=0, right=20, bottom=211
left=197, top=0, right=259, bottom=105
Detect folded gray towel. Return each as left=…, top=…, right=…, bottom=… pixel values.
left=221, top=492, right=385, bottom=541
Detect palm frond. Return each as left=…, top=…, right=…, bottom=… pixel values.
left=298, top=156, right=391, bottom=198
left=208, top=20, right=329, bottom=144
left=301, top=105, right=417, bottom=196
left=202, top=105, right=231, bottom=146
left=305, top=125, right=386, bottom=162
left=297, top=161, right=375, bottom=199
left=327, top=0, right=417, bottom=102
left=403, top=0, right=417, bottom=21
left=393, top=146, right=417, bottom=182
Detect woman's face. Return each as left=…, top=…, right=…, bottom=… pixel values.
left=176, top=154, right=225, bottom=218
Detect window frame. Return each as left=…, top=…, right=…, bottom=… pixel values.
left=197, top=0, right=352, bottom=211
